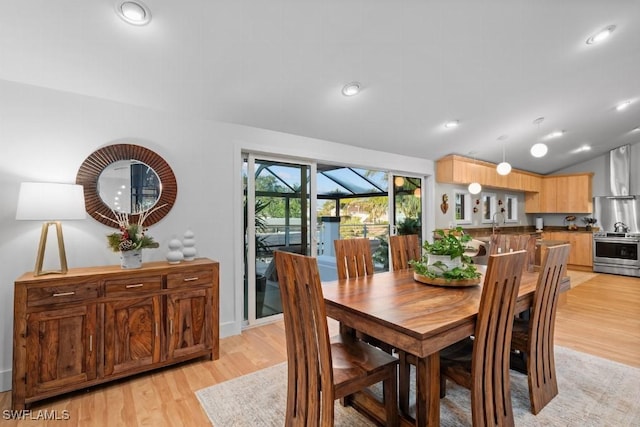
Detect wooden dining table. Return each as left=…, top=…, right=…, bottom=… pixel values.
left=322, top=266, right=570, bottom=427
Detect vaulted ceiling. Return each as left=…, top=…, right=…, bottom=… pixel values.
left=1, top=0, right=638, bottom=174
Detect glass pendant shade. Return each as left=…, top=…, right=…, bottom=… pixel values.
left=530, top=143, right=548, bottom=158
left=496, top=162, right=512, bottom=175
left=468, top=182, right=482, bottom=194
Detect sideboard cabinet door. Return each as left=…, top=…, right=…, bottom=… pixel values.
left=103, top=295, right=162, bottom=377
left=25, top=304, right=98, bottom=399
left=167, top=287, right=213, bottom=360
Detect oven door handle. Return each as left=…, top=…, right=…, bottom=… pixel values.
left=594, top=238, right=640, bottom=244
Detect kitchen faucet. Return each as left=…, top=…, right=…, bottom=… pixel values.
left=492, top=212, right=505, bottom=234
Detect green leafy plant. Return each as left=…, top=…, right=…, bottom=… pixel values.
left=409, top=227, right=480, bottom=281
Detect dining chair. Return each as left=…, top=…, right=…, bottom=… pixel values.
left=398, top=250, right=526, bottom=426
left=274, top=251, right=399, bottom=427
left=333, top=238, right=393, bottom=353
left=333, top=238, right=375, bottom=279
left=440, top=250, right=526, bottom=426
left=490, top=233, right=537, bottom=272
left=510, top=243, right=570, bottom=415
left=389, top=234, right=421, bottom=271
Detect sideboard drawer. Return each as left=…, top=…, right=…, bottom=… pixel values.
left=167, top=269, right=213, bottom=289
left=105, top=276, right=162, bottom=297
left=27, top=283, right=100, bottom=307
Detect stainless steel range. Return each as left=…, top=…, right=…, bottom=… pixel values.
left=593, top=231, right=640, bottom=277
left=592, top=145, right=640, bottom=277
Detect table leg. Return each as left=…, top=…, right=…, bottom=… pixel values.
left=414, top=353, right=440, bottom=427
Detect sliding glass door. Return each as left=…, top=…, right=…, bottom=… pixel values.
left=243, top=154, right=315, bottom=325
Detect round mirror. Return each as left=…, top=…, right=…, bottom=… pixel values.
left=98, top=159, right=161, bottom=214
left=76, top=144, right=177, bottom=228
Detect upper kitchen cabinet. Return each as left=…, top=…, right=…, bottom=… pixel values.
left=524, top=173, right=593, bottom=213
left=436, top=155, right=541, bottom=192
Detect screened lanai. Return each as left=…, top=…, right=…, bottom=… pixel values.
left=243, top=157, right=423, bottom=322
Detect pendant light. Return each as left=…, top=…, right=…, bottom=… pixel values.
left=530, top=117, right=548, bottom=158
left=468, top=153, right=482, bottom=195
left=496, top=135, right=511, bottom=175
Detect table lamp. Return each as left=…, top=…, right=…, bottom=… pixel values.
left=16, top=182, right=86, bottom=276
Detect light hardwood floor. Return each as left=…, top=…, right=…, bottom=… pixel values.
left=1, top=271, right=638, bottom=426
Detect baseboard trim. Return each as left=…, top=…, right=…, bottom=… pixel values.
left=0, top=368, right=11, bottom=393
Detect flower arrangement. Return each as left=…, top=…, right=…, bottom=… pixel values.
left=96, top=204, right=165, bottom=252
left=409, top=227, right=480, bottom=281
left=582, top=217, right=598, bottom=231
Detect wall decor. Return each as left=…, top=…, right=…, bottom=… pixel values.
left=76, top=144, right=177, bottom=228
left=440, top=194, right=449, bottom=214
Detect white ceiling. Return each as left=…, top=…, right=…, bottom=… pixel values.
left=1, top=0, right=639, bottom=174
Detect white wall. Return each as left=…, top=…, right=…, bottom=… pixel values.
left=0, top=79, right=435, bottom=391
left=558, top=141, right=640, bottom=196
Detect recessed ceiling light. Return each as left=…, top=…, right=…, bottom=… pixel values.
left=530, top=143, right=548, bottom=158
left=546, top=130, right=565, bottom=139
left=115, top=1, right=152, bottom=26
left=444, top=120, right=459, bottom=129
left=578, top=145, right=592, bottom=153
left=586, top=25, right=616, bottom=45
left=341, top=82, right=361, bottom=96
left=616, top=100, right=632, bottom=111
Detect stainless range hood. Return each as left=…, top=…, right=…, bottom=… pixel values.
left=594, top=145, right=639, bottom=234
left=608, top=144, right=631, bottom=197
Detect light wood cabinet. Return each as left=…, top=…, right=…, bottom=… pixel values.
left=436, top=154, right=543, bottom=192
left=525, top=173, right=593, bottom=213
left=12, top=258, right=219, bottom=410
left=543, top=231, right=593, bottom=267
left=436, top=155, right=592, bottom=214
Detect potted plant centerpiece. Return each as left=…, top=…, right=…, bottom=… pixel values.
left=409, top=227, right=481, bottom=286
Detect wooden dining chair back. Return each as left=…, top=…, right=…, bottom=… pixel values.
left=333, top=238, right=375, bottom=279
left=389, top=234, right=421, bottom=271
left=333, top=237, right=394, bottom=353
left=490, top=234, right=536, bottom=272
left=511, top=243, right=570, bottom=414
left=274, top=251, right=399, bottom=426
left=439, top=250, right=527, bottom=427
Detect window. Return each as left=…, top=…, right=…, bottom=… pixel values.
left=481, top=192, right=497, bottom=223
left=505, top=194, right=518, bottom=222
left=454, top=191, right=472, bottom=224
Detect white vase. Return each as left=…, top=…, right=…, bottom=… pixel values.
left=182, top=229, right=197, bottom=261
left=120, top=249, right=142, bottom=269
left=427, top=254, right=463, bottom=270
left=166, top=238, right=184, bottom=264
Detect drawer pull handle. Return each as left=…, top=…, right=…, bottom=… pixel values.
left=155, top=322, right=159, bottom=337
left=89, top=335, right=93, bottom=352
left=170, top=319, right=174, bottom=335
left=183, top=277, right=199, bottom=282
left=126, top=284, right=144, bottom=288
left=53, top=291, right=75, bottom=297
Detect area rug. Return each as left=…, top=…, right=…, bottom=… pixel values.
left=196, top=346, right=640, bottom=426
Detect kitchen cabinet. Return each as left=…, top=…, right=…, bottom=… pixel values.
left=436, top=155, right=592, bottom=214
left=12, top=258, right=219, bottom=410
left=525, top=173, right=593, bottom=213
left=436, top=154, right=541, bottom=192
left=543, top=231, right=593, bottom=268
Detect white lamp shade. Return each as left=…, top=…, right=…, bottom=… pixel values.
left=468, top=182, right=482, bottom=195
left=496, top=162, right=512, bottom=175
left=16, top=183, right=86, bottom=221
left=530, top=143, right=548, bottom=158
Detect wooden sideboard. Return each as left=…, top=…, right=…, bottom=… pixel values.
left=11, top=258, right=219, bottom=410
